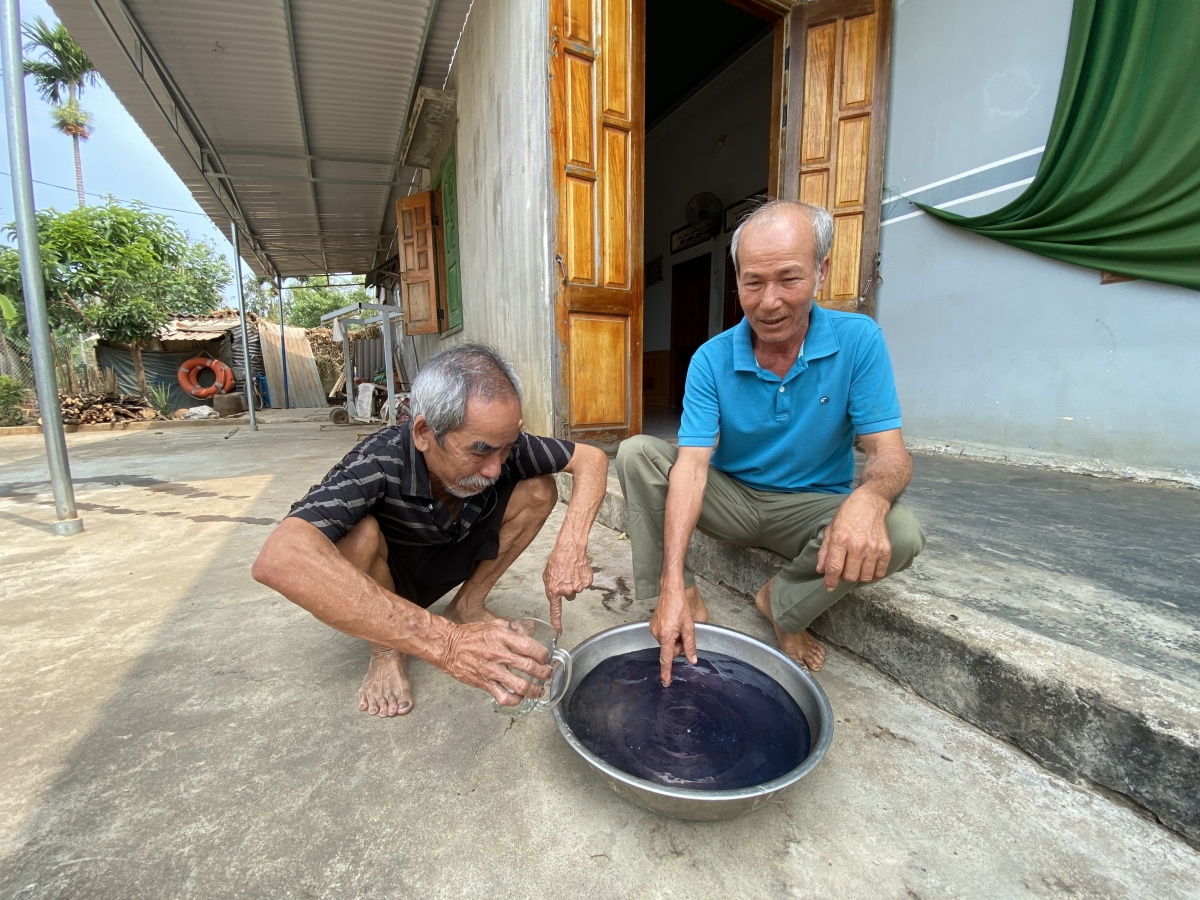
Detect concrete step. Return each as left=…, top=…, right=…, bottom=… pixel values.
left=556, top=471, right=1200, bottom=848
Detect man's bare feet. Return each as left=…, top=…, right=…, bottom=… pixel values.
left=358, top=647, right=414, bottom=717
left=754, top=579, right=826, bottom=671
left=685, top=584, right=710, bottom=624
left=443, top=597, right=503, bottom=625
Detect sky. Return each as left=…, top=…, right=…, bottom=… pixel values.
left=0, top=0, right=246, bottom=303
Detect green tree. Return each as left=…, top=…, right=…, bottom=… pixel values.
left=240, top=276, right=280, bottom=322
left=22, top=17, right=99, bottom=208
left=0, top=201, right=232, bottom=397
left=233, top=274, right=372, bottom=329
left=286, top=275, right=372, bottom=329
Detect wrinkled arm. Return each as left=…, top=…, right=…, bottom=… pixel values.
left=650, top=445, right=713, bottom=685
left=252, top=518, right=551, bottom=704
left=543, top=441, right=610, bottom=629
left=816, top=429, right=912, bottom=588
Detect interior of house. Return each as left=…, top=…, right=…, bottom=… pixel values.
left=641, top=0, right=774, bottom=439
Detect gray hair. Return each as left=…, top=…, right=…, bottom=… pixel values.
left=410, top=343, right=523, bottom=444
left=729, top=199, right=835, bottom=277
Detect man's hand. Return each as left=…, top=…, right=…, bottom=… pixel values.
left=543, top=532, right=593, bottom=633
left=649, top=582, right=698, bottom=687
left=439, top=620, right=554, bottom=707
left=816, top=489, right=892, bottom=590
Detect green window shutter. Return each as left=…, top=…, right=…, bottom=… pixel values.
left=436, top=145, right=463, bottom=335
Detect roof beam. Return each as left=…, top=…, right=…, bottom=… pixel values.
left=202, top=171, right=412, bottom=186
left=220, top=148, right=399, bottom=167
left=281, top=0, right=328, bottom=274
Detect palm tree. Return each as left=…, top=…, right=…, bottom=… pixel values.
left=22, top=17, right=98, bottom=208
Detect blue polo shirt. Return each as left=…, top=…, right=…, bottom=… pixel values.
left=678, top=304, right=902, bottom=494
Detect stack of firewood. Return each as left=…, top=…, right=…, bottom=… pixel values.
left=57, top=392, right=157, bottom=425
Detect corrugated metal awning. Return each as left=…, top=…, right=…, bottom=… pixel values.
left=48, top=0, right=474, bottom=279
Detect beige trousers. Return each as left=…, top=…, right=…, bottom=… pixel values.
left=615, top=434, right=926, bottom=633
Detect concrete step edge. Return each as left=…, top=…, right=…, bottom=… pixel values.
left=555, top=471, right=1200, bottom=848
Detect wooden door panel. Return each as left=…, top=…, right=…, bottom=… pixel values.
left=841, top=14, right=875, bottom=107
left=566, top=176, right=597, bottom=283
left=397, top=192, right=438, bottom=335
left=801, top=24, right=836, bottom=164
left=801, top=171, right=829, bottom=208
left=602, top=0, right=630, bottom=117
left=602, top=125, right=630, bottom=288
left=830, top=214, right=864, bottom=303
left=566, top=0, right=592, bottom=42
left=786, top=0, right=892, bottom=316
left=834, top=115, right=869, bottom=206
left=551, top=0, right=644, bottom=443
left=569, top=314, right=628, bottom=427
left=567, top=54, right=595, bottom=167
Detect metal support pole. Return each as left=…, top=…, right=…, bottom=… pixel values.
left=380, top=311, right=396, bottom=426
left=340, top=318, right=353, bottom=420
left=275, top=274, right=290, bottom=408
left=230, top=222, right=258, bottom=431
left=1, top=0, right=82, bottom=536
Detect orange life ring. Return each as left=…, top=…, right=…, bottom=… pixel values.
left=177, top=357, right=234, bottom=399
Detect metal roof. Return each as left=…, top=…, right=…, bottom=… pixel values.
left=156, top=314, right=243, bottom=342
left=48, top=0, right=475, bottom=279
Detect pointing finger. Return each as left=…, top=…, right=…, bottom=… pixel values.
left=549, top=594, right=563, bottom=634
left=659, top=631, right=678, bottom=687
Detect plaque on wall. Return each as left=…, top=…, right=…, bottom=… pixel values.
left=724, top=188, right=770, bottom=233
left=670, top=223, right=712, bottom=255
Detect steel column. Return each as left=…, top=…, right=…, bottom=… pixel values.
left=230, top=223, right=258, bottom=431
left=275, top=275, right=290, bottom=408
left=1, top=0, right=82, bottom=536
left=380, top=311, right=396, bottom=426
left=340, top=322, right=353, bottom=420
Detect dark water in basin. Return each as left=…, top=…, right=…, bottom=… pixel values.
left=565, top=649, right=811, bottom=790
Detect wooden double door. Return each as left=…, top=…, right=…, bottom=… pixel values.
left=548, top=0, right=891, bottom=444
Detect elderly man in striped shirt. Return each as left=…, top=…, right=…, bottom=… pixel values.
left=253, top=344, right=608, bottom=717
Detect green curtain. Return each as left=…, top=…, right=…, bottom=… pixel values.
left=919, top=0, right=1200, bottom=291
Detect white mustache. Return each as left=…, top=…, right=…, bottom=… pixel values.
left=446, top=474, right=498, bottom=498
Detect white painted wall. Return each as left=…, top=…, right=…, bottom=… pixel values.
left=878, top=0, right=1200, bottom=479
left=643, top=35, right=772, bottom=353
left=405, top=0, right=557, bottom=437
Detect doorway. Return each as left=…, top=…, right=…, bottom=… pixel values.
left=641, top=0, right=775, bottom=433
left=670, top=254, right=712, bottom=408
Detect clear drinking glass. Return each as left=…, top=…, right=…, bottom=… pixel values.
left=491, top=616, right=573, bottom=717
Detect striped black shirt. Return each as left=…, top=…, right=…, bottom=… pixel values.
left=288, top=422, right=575, bottom=547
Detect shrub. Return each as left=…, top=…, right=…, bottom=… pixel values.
left=0, top=373, right=26, bottom=425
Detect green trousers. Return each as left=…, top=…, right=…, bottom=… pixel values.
left=615, top=435, right=926, bottom=634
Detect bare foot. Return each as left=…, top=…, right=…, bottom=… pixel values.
left=358, top=647, right=414, bottom=717
left=754, top=579, right=826, bottom=671
left=686, top=585, right=710, bottom=624
left=443, top=597, right=503, bottom=625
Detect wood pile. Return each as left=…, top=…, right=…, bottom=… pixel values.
left=58, top=392, right=157, bottom=425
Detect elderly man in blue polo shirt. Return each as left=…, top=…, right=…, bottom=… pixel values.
left=616, top=199, right=925, bottom=684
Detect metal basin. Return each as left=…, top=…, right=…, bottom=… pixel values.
left=552, top=622, right=833, bottom=821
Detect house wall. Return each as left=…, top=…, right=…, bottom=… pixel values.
left=878, top=0, right=1200, bottom=479
left=404, top=0, right=556, bottom=437
left=643, top=35, right=773, bottom=355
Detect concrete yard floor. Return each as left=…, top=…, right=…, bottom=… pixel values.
left=2, top=426, right=1198, bottom=899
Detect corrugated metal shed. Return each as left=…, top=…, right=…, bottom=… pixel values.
left=156, top=315, right=242, bottom=342
left=48, top=0, right=476, bottom=279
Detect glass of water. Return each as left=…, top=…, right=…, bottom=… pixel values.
left=491, top=617, right=573, bottom=717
